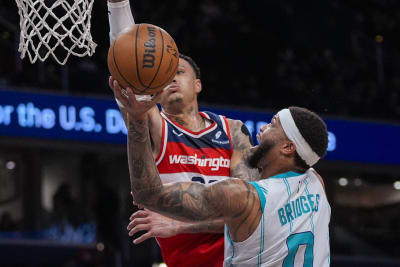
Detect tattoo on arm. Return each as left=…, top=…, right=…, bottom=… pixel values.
left=206, top=179, right=262, bottom=240
left=229, top=121, right=260, bottom=181
left=231, top=122, right=251, bottom=151
left=128, top=118, right=163, bottom=203
left=128, top=117, right=258, bottom=226
left=181, top=219, right=225, bottom=234
left=155, top=183, right=220, bottom=221
left=128, top=116, right=220, bottom=222
left=241, top=124, right=254, bottom=146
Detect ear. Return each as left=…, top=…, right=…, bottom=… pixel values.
left=281, top=140, right=296, bottom=156
left=194, top=79, right=202, bottom=94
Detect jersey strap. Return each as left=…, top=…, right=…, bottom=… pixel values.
left=249, top=182, right=267, bottom=211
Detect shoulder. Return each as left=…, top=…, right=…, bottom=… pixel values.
left=226, top=119, right=251, bottom=137
left=209, top=178, right=253, bottom=201
left=226, top=118, right=243, bottom=129
left=209, top=178, right=259, bottom=213
left=226, top=119, right=254, bottom=149
left=309, top=168, right=326, bottom=193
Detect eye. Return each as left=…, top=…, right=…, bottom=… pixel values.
left=177, top=70, right=184, bottom=74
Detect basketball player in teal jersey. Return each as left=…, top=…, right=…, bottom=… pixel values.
left=107, top=1, right=260, bottom=266
left=113, top=79, right=331, bottom=266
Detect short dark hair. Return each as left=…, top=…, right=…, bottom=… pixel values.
left=179, top=54, right=201, bottom=79
left=288, top=106, right=328, bottom=169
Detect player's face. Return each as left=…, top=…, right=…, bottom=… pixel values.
left=247, top=115, right=286, bottom=168
left=256, top=115, right=283, bottom=144
left=160, top=58, right=201, bottom=106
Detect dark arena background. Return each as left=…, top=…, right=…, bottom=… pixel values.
left=0, top=0, right=400, bottom=266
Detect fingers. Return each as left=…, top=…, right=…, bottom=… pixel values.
left=113, top=80, right=130, bottom=108
left=109, top=76, right=122, bottom=94
left=133, top=232, right=153, bottom=244
left=112, top=85, right=159, bottom=120
left=108, top=76, right=113, bottom=89
left=125, top=87, right=162, bottom=106
left=128, top=222, right=151, bottom=237
left=127, top=217, right=150, bottom=232
left=127, top=208, right=154, bottom=244
left=124, top=86, right=136, bottom=101
left=129, top=210, right=149, bottom=221
left=131, top=192, right=144, bottom=209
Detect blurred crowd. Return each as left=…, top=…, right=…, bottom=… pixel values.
left=0, top=0, right=399, bottom=120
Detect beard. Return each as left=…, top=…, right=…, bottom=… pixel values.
left=166, top=91, right=184, bottom=105
left=168, top=95, right=183, bottom=104
left=246, top=139, right=276, bottom=169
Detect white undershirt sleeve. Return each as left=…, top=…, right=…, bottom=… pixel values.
left=108, top=0, right=135, bottom=43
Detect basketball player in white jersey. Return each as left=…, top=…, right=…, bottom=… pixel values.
left=115, top=83, right=330, bottom=267
left=107, top=1, right=260, bottom=266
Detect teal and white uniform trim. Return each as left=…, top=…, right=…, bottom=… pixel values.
left=223, top=168, right=331, bottom=267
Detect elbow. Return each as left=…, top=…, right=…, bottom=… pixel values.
left=131, top=191, right=150, bottom=206
left=131, top=186, right=162, bottom=208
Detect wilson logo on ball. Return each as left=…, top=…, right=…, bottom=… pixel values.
left=107, top=23, right=179, bottom=95
left=143, top=26, right=156, bottom=69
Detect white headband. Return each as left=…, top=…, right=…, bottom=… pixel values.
left=277, top=109, right=320, bottom=166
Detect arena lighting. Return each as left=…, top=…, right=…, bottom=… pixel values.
left=6, top=161, right=16, bottom=170
left=354, top=178, right=362, bottom=186
left=152, top=263, right=167, bottom=267
left=338, top=177, right=349, bottom=186
left=393, top=181, right=400, bottom=190
left=376, top=34, right=384, bottom=43
left=96, top=242, right=105, bottom=252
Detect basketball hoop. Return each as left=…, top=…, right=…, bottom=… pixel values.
left=15, top=0, right=97, bottom=65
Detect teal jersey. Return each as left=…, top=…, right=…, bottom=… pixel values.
left=224, top=168, right=331, bottom=267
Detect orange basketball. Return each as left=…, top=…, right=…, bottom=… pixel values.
left=107, top=23, right=179, bottom=95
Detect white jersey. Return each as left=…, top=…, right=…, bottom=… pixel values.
left=224, top=169, right=331, bottom=267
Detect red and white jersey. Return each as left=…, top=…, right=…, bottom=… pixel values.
left=155, top=111, right=233, bottom=267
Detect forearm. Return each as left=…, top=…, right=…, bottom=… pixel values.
left=178, top=219, right=225, bottom=234
left=127, top=116, right=221, bottom=221
left=108, top=0, right=135, bottom=42
left=127, top=117, right=162, bottom=204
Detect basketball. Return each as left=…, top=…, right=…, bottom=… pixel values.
left=107, top=23, right=179, bottom=95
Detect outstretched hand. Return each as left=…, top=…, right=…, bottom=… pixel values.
left=109, top=76, right=163, bottom=120
left=127, top=208, right=180, bottom=244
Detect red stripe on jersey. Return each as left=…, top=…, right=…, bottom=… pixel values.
left=155, top=118, right=167, bottom=164
left=222, top=116, right=233, bottom=151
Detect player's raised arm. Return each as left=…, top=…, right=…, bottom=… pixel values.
left=107, top=0, right=135, bottom=43
left=125, top=89, right=261, bottom=241
left=107, top=0, right=163, bottom=157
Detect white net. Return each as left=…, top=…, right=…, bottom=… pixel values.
left=15, top=0, right=97, bottom=65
